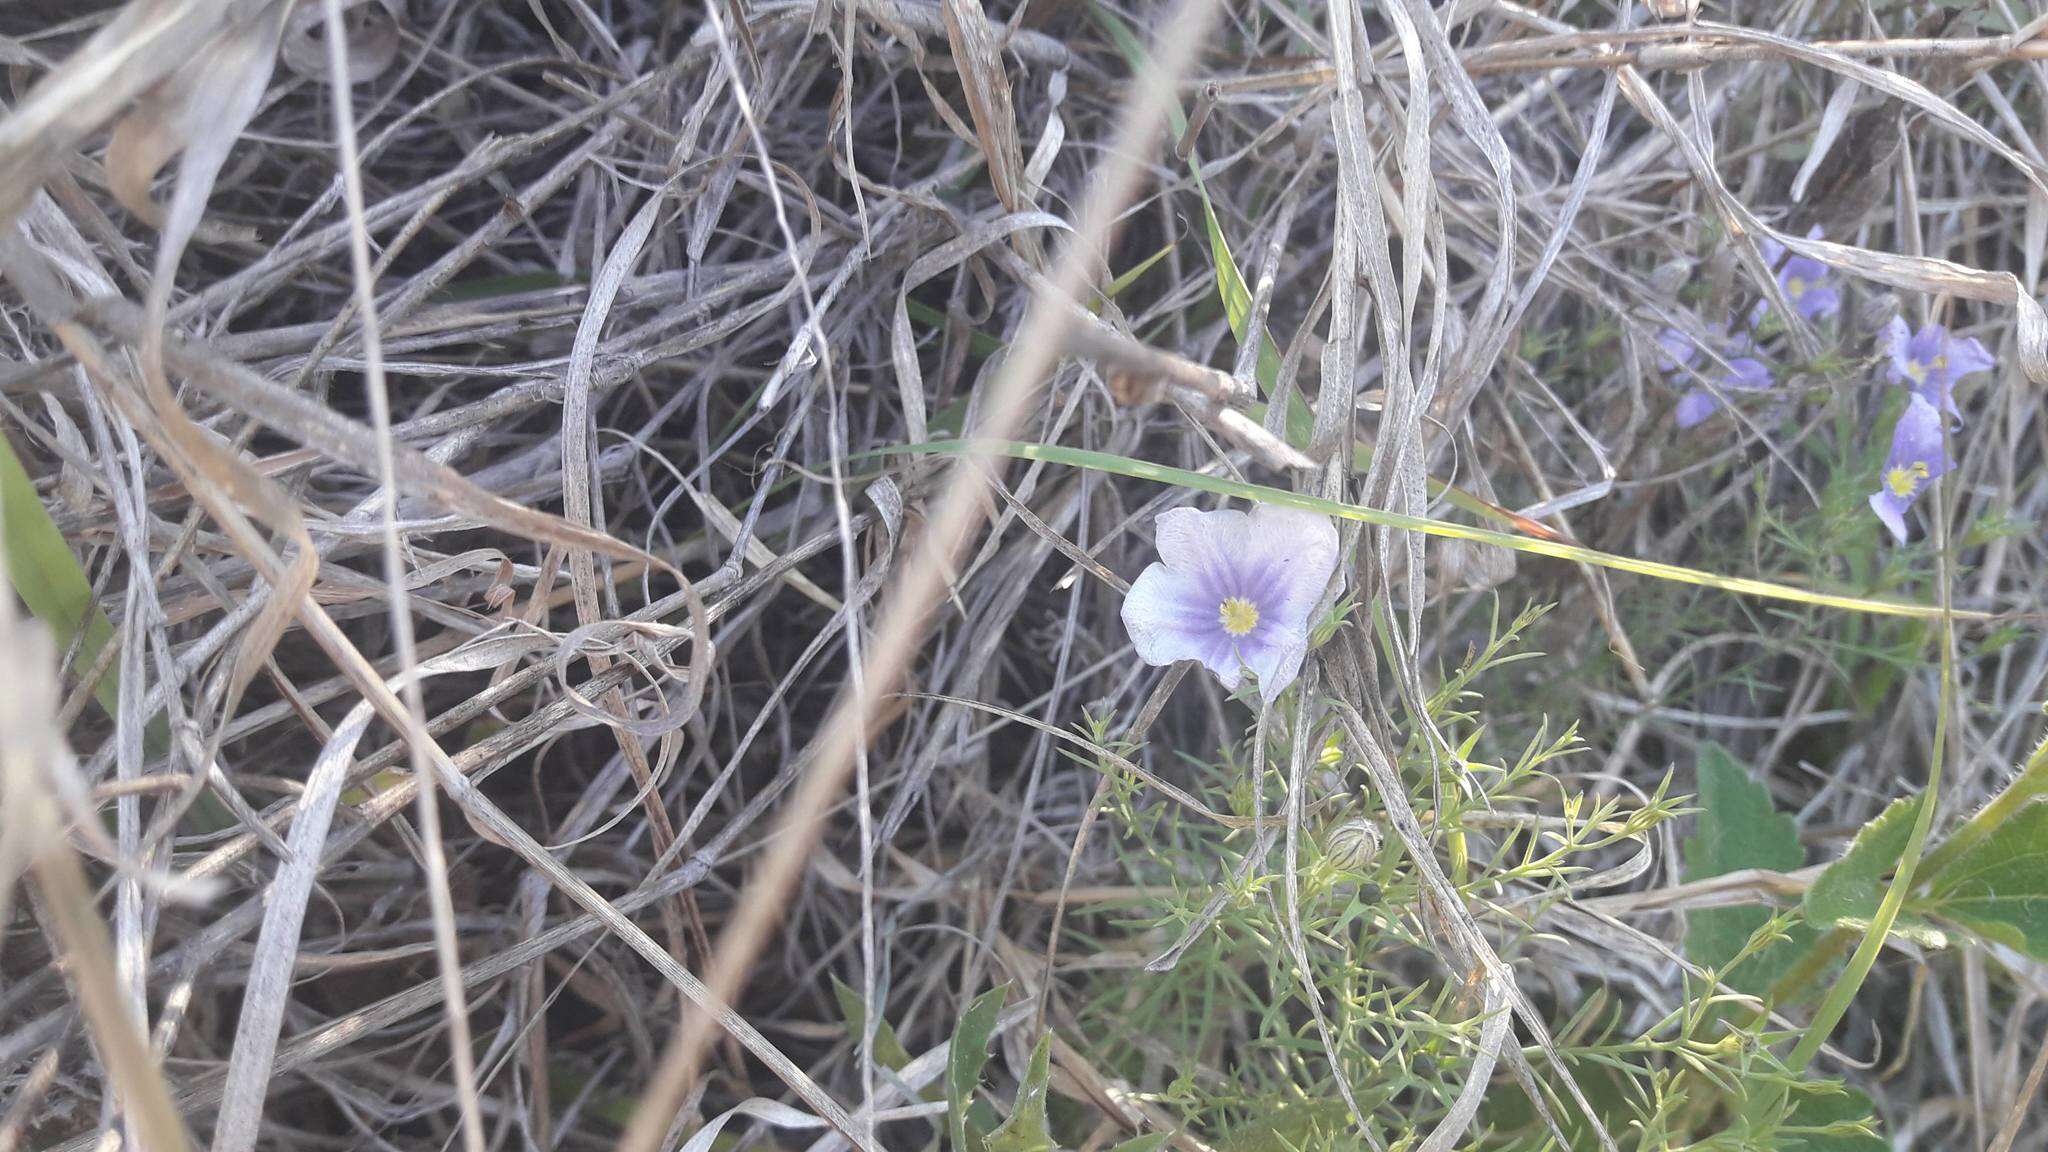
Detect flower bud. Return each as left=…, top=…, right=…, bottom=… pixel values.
left=1325, top=817, right=1383, bottom=871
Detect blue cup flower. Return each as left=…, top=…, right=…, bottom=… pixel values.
left=1868, top=393, right=1953, bottom=543
left=1883, top=317, right=1995, bottom=424
left=1121, top=504, right=1339, bottom=701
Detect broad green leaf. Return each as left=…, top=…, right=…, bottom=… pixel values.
left=830, top=975, right=914, bottom=1072
left=947, top=985, right=1009, bottom=1152
left=1683, top=743, right=1809, bottom=992
left=0, top=433, right=118, bottom=716
left=983, top=1034, right=1056, bottom=1152
left=1195, top=191, right=1286, bottom=391
left=1923, top=799, right=2048, bottom=959
left=891, top=440, right=1979, bottom=621
left=1805, top=796, right=1916, bottom=925
left=1805, top=796, right=1944, bottom=948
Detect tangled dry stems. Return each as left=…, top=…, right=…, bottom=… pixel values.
left=2, top=1, right=2048, bottom=1150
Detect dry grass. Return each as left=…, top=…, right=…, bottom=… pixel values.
left=3, top=1, right=2048, bottom=1151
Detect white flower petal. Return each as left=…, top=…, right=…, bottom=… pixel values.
left=1241, top=636, right=1309, bottom=702
left=1120, top=563, right=1220, bottom=670
left=1127, top=503, right=1338, bottom=700
left=1239, top=504, right=1340, bottom=628
left=1154, top=506, right=1255, bottom=591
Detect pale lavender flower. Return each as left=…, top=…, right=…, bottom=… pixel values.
left=1659, top=326, right=1774, bottom=429
left=1884, top=316, right=1995, bottom=423
left=1759, top=228, right=1841, bottom=322
left=1121, top=504, right=1338, bottom=701
left=1868, top=393, right=1952, bottom=543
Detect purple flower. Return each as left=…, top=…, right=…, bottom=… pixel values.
left=1884, top=316, right=1995, bottom=423
left=1868, top=394, right=1953, bottom=543
left=1120, top=504, right=1339, bottom=701
left=1658, top=326, right=1775, bottom=429
left=1759, top=228, right=1841, bottom=322
left=1656, top=327, right=1703, bottom=373
left=1674, top=357, right=1775, bottom=429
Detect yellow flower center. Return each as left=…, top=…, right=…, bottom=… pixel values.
left=1904, top=359, right=1928, bottom=383
left=1218, top=596, right=1260, bottom=636
left=1786, top=276, right=1806, bottom=298
left=1886, top=462, right=1930, bottom=498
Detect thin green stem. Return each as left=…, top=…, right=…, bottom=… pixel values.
left=1785, top=488, right=1959, bottom=1072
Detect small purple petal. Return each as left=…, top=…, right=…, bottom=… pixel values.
left=1235, top=505, right=1340, bottom=630
left=1883, top=315, right=1916, bottom=386
left=1882, top=318, right=1997, bottom=424
left=1868, top=489, right=1910, bottom=544
left=1784, top=277, right=1840, bottom=322
left=1656, top=327, right=1700, bottom=373
left=1675, top=389, right=1718, bottom=429
left=1868, top=395, right=1951, bottom=543
left=1946, top=334, right=1998, bottom=381
left=1755, top=229, right=1838, bottom=324
left=1903, top=324, right=1947, bottom=369
left=1241, top=636, right=1309, bottom=700
left=1724, top=357, right=1774, bottom=392
left=1886, top=394, right=1952, bottom=481
left=1154, top=506, right=1255, bottom=595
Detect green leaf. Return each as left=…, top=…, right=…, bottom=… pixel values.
left=830, top=975, right=914, bottom=1072
left=1194, top=191, right=1286, bottom=393
left=1105, top=1134, right=1171, bottom=1152
left=1805, top=796, right=1919, bottom=926
left=3, top=438, right=215, bottom=824
left=948, top=985, right=1009, bottom=1152
left=1683, top=743, right=1809, bottom=991
left=1923, top=799, right=2048, bottom=959
left=0, top=433, right=118, bottom=717
left=1104, top=243, right=1175, bottom=301
left=1802, top=797, right=1948, bottom=948
left=983, top=1034, right=1056, bottom=1152
left=1198, top=193, right=1253, bottom=338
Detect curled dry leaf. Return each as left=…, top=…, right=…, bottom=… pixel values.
left=106, top=2, right=287, bottom=240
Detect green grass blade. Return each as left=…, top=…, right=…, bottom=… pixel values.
left=1089, top=3, right=1285, bottom=393
left=0, top=433, right=119, bottom=716
left=894, top=439, right=1983, bottom=622
left=1104, top=242, right=1176, bottom=301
